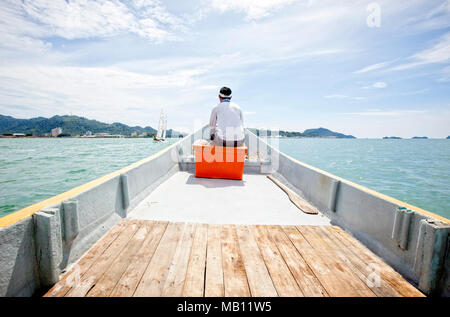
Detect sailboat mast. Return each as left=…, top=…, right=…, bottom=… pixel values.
left=162, top=114, right=167, bottom=139
left=156, top=109, right=164, bottom=138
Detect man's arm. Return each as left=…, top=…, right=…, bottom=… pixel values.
left=209, top=106, right=217, bottom=140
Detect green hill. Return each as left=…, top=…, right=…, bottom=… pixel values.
left=249, top=127, right=356, bottom=138
left=0, top=114, right=183, bottom=137
left=303, top=127, right=355, bottom=138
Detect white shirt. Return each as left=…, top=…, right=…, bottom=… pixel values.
left=209, top=100, right=244, bottom=141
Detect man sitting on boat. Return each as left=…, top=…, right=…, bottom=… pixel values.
left=209, top=87, right=245, bottom=147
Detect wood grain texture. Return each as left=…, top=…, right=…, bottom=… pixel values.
left=162, top=223, right=196, bottom=296
left=86, top=221, right=153, bottom=297
left=328, top=226, right=424, bottom=297
left=297, top=225, right=376, bottom=297
left=315, top=226, right=401, bottom=297
left=253, top=225, right=303, bottom=296
left=267, top=225, right=328, bottom=297
left=46, top=220, right=424, bottom=298
left=235, top=225, right=278, bottom=297
left=182, top=224, right=208, bottom=297
left=133, top=222, right=184, bottom=297
left=205, top=224, right=224, bottom=297
left=66, top=220, right=141, bottom=297
left=44, top=218, right=130, bottom=297
left=221, top=225, right=250, bottom=297
left=110, top=221, right=168, bottom=297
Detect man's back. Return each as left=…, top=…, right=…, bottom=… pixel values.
left=210, top=100, right=244, bottom=142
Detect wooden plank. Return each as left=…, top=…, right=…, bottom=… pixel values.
left=110, top=221, right=168, bottom=297
left=220, top=225, right=250, bottom=297
left=283, top=225, right=359, bottom=297
left=313, top=226, right=401, bottom=297
left=44, top=218, right=130, bottom=297
left=329, top=226, right=425, bottom=297
left=133, top=222, right=184, bottom=297
left=235, top=225, right=277, bottom=297
left=65, top=220, right=141, bottom=297
left=182, top=224, right=208, bottom=297
left=267, top=175, right=318, bottom=214
left=161, top=223, right=196, bottom=296
left=253, top=225, right=303, bottom=296
left=86, top=221, right=153, bottom=297
left=297, top=226, right=376, bottom=297
left=267, top=225, right=328, bottom=297
left=205, top=224, right=224, bottom=297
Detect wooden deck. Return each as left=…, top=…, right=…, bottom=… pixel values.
left=44, top=219, right=424, bottom=297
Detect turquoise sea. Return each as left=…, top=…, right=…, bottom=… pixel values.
left=0, top=138, right=449, bottom=219
left=0, top=138, right=178, bottom=218
left=279, top=138, right=449, bottom=219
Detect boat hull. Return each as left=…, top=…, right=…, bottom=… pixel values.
left=0, top=125, right=448, bottom=297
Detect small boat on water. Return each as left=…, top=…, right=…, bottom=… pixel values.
left=153, top=110, right=167, bottom=142
left=0, top=125, right=448, bottom=297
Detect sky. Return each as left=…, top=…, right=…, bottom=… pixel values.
left=0, top=0, right=449, bottom=138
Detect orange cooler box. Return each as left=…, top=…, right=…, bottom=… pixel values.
left=193, top=140, right=247, bottom=180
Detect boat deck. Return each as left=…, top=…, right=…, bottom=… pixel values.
left=129, top=172, right=330, bottom=225
left=44, top=219, right=424, bottom=297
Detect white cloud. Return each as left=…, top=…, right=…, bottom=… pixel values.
left=324, top=94, right=365, bottom=101
left=363, top=81, right=387, bottom=89
left=0, top=0, right=449, bottom=137
left=0, top=64, right=207, bottom=123
left=373, top=82, right=387, bottom=88
left=353, top=31, right=450, bottom=75
left=0, top=0, right=183, bottom=51
left=353, top=61, right=393, bottom=74
left=388, top=32, right=450, bottom=71
left=438, top=65, right=450, bottom=82
left=400, top=0, right=450, bottom=33
left=345, top=110, right=426, bottom=117
left=209, top=0, right=295, bottom=20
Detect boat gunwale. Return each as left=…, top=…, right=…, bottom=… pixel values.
left=1, top=127, right=448, bottom=228
left=0, top=135, right=186, bottom=228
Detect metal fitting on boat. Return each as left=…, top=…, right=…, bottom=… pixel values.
left=33, top=207, right=63, bottom=286
left=62, top=200, right=79, bottom=242
left=328, top=179, right=340, bottom=212
left=413, top=219, right=450, bottom=295
left=391, top=207, right=413, bottom=250
left=120, top=174, right=130, bottom=211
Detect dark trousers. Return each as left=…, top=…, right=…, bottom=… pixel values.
left=210, top=134, right=244, bottom=147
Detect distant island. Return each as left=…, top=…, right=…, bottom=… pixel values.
left=248, top=127, right=356, bottom=138
left=0, top=114, right=185, bottom=138
left=383, top=136, right=402, bottom=139
left=0, top=115, right=356, bottom=139
left=411, top=136, right=428, bottom=139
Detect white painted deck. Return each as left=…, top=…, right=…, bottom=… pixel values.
left=129, top=172, right=330, bottom=225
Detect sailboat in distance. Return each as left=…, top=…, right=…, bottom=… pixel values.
left=153, top=109, right=167, bottom=142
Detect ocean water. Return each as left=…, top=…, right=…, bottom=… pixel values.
left=0, top=138, right=449, bottom=220
left=0, top=138, right=178, bottom=217
left=279, top=138, right=449, bottom=219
